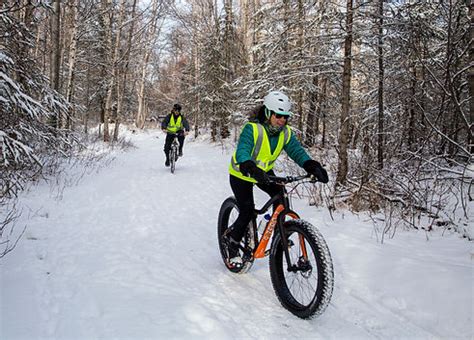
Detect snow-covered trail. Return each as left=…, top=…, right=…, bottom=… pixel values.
left=1, top=131, right=472, bottom=339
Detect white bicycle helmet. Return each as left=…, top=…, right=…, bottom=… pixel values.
left=263, top=91, right=292, bottom=119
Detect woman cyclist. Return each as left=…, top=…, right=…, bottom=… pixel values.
left=225, top=90, right=329, bottom=267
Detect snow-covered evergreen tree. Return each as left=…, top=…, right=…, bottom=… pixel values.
left=1, top=4, right=78, bottom=200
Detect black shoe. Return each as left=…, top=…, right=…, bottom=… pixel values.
left=165, top=159, right=170, bottom=167
left=226, top=236, right=242, bottom=265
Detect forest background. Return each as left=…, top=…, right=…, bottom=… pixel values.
left=1, top=0, right=472, bottom=257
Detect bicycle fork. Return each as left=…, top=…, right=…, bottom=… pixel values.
left=253, top=204, right=303, bottom=268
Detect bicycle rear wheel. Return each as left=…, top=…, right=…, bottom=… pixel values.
left=217, top=197, right=254, bottom=274
left=170, top=147, right=176, bottom=173
left=269, top=219, right=333, bottom=319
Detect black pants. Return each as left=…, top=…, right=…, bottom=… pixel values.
left=164, top=133, right=185, bottom=160
left=229, top=172, right=281, bottom=242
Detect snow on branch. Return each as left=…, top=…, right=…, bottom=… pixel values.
left=0, top=71, right=46, bottom=120
left=0, top=130, right=42, bottom=168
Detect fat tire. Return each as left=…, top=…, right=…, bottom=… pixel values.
left=170, top=147, right=176, bottom=173
left=217, top=197, right=254, bottom=274
left=269, top=219, right=334, bottom=319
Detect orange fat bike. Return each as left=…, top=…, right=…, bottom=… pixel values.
left=217, top=174, right=334, bottom=319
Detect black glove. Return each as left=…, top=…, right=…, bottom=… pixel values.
left=252, top=167, right=271, bottom=185
left=239, top=160, right=257, bottom=176
left=303, top=160, right=329, bottom=183
left=239, top=160, right=270, bottom=185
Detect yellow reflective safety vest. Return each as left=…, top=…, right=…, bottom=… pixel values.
left=229, top=122, right=292, bottom=183
left=166, top=115, right=183, bottom=133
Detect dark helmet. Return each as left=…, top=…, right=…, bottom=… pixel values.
left=173, top=103, right=182, bottom=112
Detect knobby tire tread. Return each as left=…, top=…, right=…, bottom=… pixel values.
left=170, top=146, right=176, bottom=173
left=217, top=197, right=254, bottom=274
left=269, top=219, right=334, bottom=319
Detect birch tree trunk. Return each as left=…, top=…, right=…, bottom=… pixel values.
left=100, top=0, right=113, bottom=141
left=65, top=0, right=79, bottom=130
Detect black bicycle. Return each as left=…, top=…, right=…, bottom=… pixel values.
left=169, top=134, right=180, bottom=174
left=217, top=174, right=334, bottom=319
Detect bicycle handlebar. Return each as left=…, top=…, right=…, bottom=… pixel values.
left=267, top=173, right=317, bottom=184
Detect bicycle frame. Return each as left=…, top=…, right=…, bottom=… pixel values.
left=251, top=175, right=310, bottom=270
left=171, top=135, right=180, bottom=150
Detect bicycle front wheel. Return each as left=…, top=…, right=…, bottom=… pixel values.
left=269, top=219, right=334, bottom=319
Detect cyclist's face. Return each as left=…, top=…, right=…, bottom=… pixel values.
left=270, top=113, right=288, bottom=127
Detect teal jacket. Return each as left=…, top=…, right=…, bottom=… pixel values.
left=235, top=123, right=311, bottom=168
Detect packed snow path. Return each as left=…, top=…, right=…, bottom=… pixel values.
left=1, top=131, right=472, bottom=339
